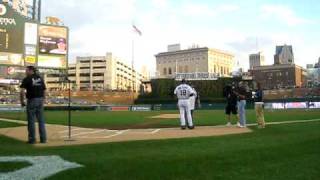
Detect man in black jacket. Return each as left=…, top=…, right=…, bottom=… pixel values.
left=20, top=66, right=47, bottom=144
left=223, top=84, right=239, bottom=126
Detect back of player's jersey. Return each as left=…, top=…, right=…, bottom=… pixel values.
left=174, top=84, right=193, bottom=99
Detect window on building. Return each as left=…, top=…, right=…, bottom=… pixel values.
left=221, top=67, right=223, bottom=74
left=80, top=81, right=90, bottom=83
left=80, top=67, right=90, bottom=69
left=168, top=68, right=172, bottom=75
left=93, top=66, right=106, bottom=69
left=80, top=73, right=90, bottom=76
left=163, top=68, right=167, bottom=75
left=80, top=60, right=90, bottom=63
left=93, top=73, right=104, bottom=76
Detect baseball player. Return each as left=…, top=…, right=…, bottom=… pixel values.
left=174, top=79, right=195, bottom=130
left=189, top=86, right=197, bottom=120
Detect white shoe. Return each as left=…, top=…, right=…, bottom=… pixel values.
left=226, top=122, right=232, bottom=126
left=237, top=123, right=244, bottom=128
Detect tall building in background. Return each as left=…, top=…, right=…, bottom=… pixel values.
left=249, top=52, right=265, bottom=69
left=155, top=45, right=235, bottom=78
left=67, top=53, right=146, bottom=92
left=274, top=45, right=294, bottom=65
left=314, top=57, right=320, bottom=68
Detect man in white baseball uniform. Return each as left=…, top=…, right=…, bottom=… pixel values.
left=174, top=79, right=195, bottom=130
left=189, top=86, right=197, bottom=120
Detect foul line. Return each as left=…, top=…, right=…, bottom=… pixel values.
left=0, top=118, right=27, bottom=125
left=246, top=119, right=320, bottom=127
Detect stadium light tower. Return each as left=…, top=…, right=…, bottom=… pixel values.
left=31, top=0, right=41, bottom=21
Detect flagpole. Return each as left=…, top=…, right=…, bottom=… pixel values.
left=131, top=38, right=135, bottom=103
left=132, top=39, right=134, bottom=91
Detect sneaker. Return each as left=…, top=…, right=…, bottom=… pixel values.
left=27, top=141, right=36, bottom=144
left=181, top=126, right=186, bottom=130
left=237, top=123, right=244, bottom=128
left=226, top=122, right=232, bottom=126
left=188, top=126, right=195, bottom=130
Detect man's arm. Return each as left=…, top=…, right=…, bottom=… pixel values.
left=20, top=89, right=26, bottom=107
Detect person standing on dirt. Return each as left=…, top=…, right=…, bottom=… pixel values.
left=20, top=66, right=47, bottom=144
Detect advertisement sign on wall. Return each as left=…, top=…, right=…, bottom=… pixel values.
left=38, top=25, right=68, bottom=68
left=0, top=3, right=25, bottom=66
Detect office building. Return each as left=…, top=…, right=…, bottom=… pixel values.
left=67, top=53, right=146, bottom=92
left=250, top=64, right=306, bottom=89
left=274, top=45, right=294, bottom=65
left=249, top=52, right=265, bottom=69
left=155, top=45, right=235, bottom=78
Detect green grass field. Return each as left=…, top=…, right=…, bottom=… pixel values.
left=0, top=122, right=319, bottom=179
left=0, top=110, right=319, bottom=179
left=0, top=109, right=320, bottom=129
left=0, top=121, right=24, bottom=129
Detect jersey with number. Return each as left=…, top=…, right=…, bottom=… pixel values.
left=174, top=84, right=194, bottom=100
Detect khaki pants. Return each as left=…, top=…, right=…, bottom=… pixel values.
left=255, top=102, right=265, bottom=128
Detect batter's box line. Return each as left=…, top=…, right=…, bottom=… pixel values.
left=77, top=130, right=130, bottom=139
left=58, top=128, right=95, bottom=134
left=61, top=129, right=107, bottom=138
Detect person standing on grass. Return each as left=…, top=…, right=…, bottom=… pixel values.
left=20, top=66, right=47, bottom=144
left=254, top=83, right=265, bottom=128
left=174, top=79, right=195, bottom=130
left=188, top=85, right=197, bottom=120
left=236, top=81, right=247, bottom=128
left=223, top=83, right=239, bottom=126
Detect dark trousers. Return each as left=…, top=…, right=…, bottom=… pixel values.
left=27, top=98, right=46, bottom=143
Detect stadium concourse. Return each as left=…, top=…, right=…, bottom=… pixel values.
left=0, top=118, right=252, bottom=147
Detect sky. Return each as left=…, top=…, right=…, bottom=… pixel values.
left=41, top=0, right=320, bottom=73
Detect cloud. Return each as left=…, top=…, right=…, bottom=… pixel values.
left=261, top=5, right=313, bottom=26
left=180, top=3, right=240, bottom=17
left=228, top=37, right=273, bottom=53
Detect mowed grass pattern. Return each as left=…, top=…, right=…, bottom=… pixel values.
left=0, top=109, right=320, bottom=129
left=0, top=122, right=319, bottom=179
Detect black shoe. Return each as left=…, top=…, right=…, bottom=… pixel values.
left=27, top=141, right=36, bottom=144
left=181, top=126, right=186, bottom=130
left=188, top=126, right=195, bottom=130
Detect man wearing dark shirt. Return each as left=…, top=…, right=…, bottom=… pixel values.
left=223, top=84, right=239, bottom=126
left=20, top=66, right=47, bottom=144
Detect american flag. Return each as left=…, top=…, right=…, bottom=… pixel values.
left=132, top=25, right=142, bottom=36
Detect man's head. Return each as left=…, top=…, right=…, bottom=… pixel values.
left=181, top=79, right=186, bottom=84
left=57, top=38, right=66, bottom=51
left=26, top=66, right=36, bottom=76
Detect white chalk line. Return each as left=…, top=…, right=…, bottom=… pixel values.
left=61, top=129, right=106, bottom=138
left=246, top=119, right=320, bottom=127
